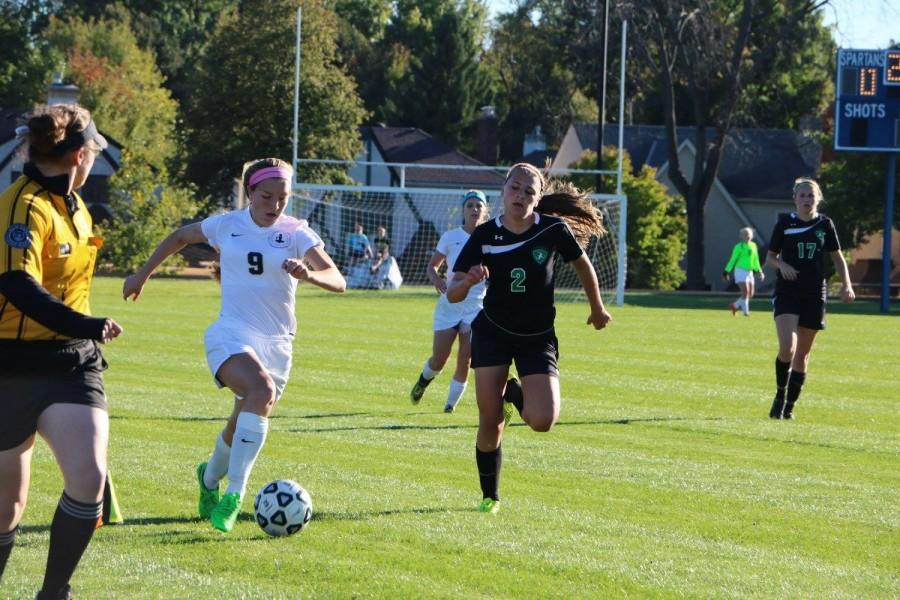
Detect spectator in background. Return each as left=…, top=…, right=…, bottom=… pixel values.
left=370, top=225, right=391, bottom=273
left=344, top=223, right=372, bottom=269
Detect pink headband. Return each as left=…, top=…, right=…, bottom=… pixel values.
left=248, top=166, right=293, bottom=188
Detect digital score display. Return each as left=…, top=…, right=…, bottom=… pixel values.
left=835, top=49, right=900, bottom=152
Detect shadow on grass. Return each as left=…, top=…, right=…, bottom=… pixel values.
left=313, top=506, right=471, bottom=522
left=625, top=292, right=899, bottom=315
left=110, top=412, right=370, bottom=422
left=290, top=415, right=724, bottom=434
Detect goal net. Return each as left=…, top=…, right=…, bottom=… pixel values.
left=290, top=183, right=626, bottom=304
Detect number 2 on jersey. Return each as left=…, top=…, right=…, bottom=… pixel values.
left=796, top=242, right=817, bottom=260
left=510, top=267, right=526, bottom=293
left=248, top=251, right=264, bottom=274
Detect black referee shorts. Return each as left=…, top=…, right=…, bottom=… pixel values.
left=470, top=312, right=559, bottom=377
left=773, top=292, right=826, bottom=330
left=0, top=339, right=108, bottom=451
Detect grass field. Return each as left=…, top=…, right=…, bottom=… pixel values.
left=5, top=277, right=899, bottom=599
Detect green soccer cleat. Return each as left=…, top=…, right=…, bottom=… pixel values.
left=196, top=462, right=220, bottom=519
left=210, top=492, right=242, bottom=533
left=410, top=374, right=431, bottom=404
left=478, top=498, right=500, bottom=514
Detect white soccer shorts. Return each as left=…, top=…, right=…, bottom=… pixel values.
left=733, top=268, right=754, bottom=284
left=204, top=320, right=292, bottom=399
left=432, top=295, right=482, bottom=333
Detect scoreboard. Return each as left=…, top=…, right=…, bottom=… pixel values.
left=835, top=48, right=900, bottom=152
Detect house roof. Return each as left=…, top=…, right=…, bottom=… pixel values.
left=571, top=123, right=820, bottom=199
left=362, top=126, right=505, bottom=188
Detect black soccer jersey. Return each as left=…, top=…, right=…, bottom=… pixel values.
left=453, top=213, right=584, bottom=335
left=768, top=213, right=840, bottom=298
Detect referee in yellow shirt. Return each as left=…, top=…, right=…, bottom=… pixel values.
left=0, top=104, right=122, bottom=600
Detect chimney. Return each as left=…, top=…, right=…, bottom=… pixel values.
left=522, top=126, right=546, bottom=158
left=476, top=105, right=498, bottom=165
left=47, top=73, right=80, bottom=105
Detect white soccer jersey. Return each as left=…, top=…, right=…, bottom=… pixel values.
left=201, top=209, right=323, bottom=338
left=439, top=227, right=486, bottom=302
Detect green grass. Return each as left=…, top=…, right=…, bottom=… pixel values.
left=5, top=278, right=898, bottom=599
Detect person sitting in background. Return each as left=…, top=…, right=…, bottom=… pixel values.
left=344, top=223, right=372, bottom=269
left=370, top=225, right=391, bottom=273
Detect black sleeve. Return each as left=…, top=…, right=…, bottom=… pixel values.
left=824, top=217, right=840, bottom=252
left=768, top=218, right=785, bottom=254
left=0, top=270, right=106, bottom=340
left=452, top=228, right=484, bottom=273
left=557, top=221, right=585, bottom=262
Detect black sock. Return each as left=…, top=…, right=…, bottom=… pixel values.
left=504, top=379, right=524, bottom=416
left=775, top=358, right=791, bottom=399
left=40, top=492, right=102, bottom=598
left=0, top=526, right=17, bottom=582
left=475, top=446, right=502, bottom=501
left=786, top=370, right=806, bottom=406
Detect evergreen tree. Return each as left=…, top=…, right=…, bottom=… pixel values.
left=183, top=0, right=367, bottom=208
left=376, top=0, right=493, bottom=151
left=571, top=148, right=686, bottom=290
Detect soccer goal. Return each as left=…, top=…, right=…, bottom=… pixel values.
left=290, top=183, right=626, bottom=304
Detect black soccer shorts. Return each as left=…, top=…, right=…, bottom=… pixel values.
left=0, top=339, right=108, bottom=451
left=470, top=312, right=560, bottom=377
left=773, top=293, right=826, bottom=330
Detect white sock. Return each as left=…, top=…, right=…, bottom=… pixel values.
left=445, top=378, right=467, bottom=410
left=203, top=431, right=231, bottom=489
left=743, top=300, right=750, bottom=315
left=225, top=412, right=269, bottom=497
left=422, top=358, right=440, bottom=380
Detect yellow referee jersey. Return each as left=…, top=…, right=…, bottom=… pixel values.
left=0, top=173, right=101, bottom=340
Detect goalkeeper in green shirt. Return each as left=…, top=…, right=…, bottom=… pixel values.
left=722, top=227, right=764, bottom=316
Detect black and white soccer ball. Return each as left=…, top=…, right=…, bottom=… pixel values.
left=253, top=479, right=313, bottom=537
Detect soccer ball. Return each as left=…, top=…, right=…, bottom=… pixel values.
left=253, top=479, right=313, bottom=537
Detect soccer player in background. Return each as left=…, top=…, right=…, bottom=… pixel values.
left=447, top=164, right=612, bottom=513
left=0, top=104, right=123, bottom=600
left=122, top=158, right=345, bottom=533
left=409, top=190, right=490, bottom=412
left=765, top=177, right=854, bottom=419
left=723, top=227, right=764, bottom=316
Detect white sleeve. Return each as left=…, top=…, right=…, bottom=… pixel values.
left=435, top=230, right=452, bottom=256
left=200, top=213, right=227, bottom=248
left=295, top=224, right=324, bottom=257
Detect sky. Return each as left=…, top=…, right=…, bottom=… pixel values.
left=484, top=0, right=899, bottom=50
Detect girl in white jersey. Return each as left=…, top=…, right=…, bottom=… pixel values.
left=122, top=158, right=345, bottom=533
left=410, top=190, right=489, bottom=412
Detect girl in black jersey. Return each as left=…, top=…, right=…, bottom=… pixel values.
left=765, top=178, right=854, bottom=420
left=447, top=163, right=612, bottom=513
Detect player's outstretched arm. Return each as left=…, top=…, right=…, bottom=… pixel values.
left=123, top=223, right=207, bottom=301
left=289, top=246, right=346, bottom=293
left=426, top=251, right=448, bottom=294
left=446, top=265, right=488, bottom=303
left=572, top=254, right=611, bottom=330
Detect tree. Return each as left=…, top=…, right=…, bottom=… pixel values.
left=43, top=14, right=198, bottom=272
left=487, top=7, right=596, bottom=162
left=0, top=1, right=58, bottom=108
left=375, top=0, right=493, bottom=151
left=183, top=0, right=367, bottom=208
left=44, top=14, right=179, bottom=170
left=819, top=150, right=900, bottom=251
left=624, top=0, right=835, bottom=289
left=571, top=147, right=686, bottom=289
